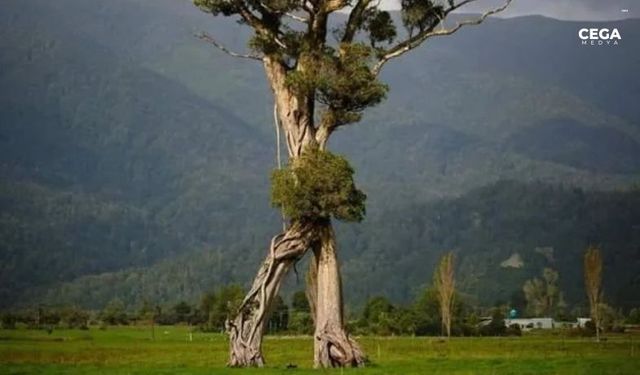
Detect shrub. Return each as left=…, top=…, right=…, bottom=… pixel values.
left=271, top=149, right=366, bottom=222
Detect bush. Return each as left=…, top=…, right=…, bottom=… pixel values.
left=480, top=309, right=507, bottom=336
left=1, top=313, right=17, bottom=329
left=506, top=323, right=522, bottom=336
left=271, top=149, right=366, bottom=222
left=288, top=312, right=313, bottom=335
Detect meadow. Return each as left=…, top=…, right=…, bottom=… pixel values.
left=1, top=326, right=639, bottom=374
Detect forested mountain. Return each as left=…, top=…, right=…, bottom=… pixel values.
left=35, top=181, right=640, bottom=312
left=1, top=0, right=639, bottom=310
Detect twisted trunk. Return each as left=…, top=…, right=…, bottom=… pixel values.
left=312, top=221, right=365, bottom=368
left=227, top=221, right=316, bottom=366
left=227, top=56, right=364, bottom=367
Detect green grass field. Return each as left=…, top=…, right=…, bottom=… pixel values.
left=1, top=326, right=639, bottom=374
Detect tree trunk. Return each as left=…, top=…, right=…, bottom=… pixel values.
left=312, top=221, right=366, bottom=368
left=306, top=254, right=318, bottom=327
left=228, top=56, right=361, bottom=367
left=227, top=221, right=316, bottom=366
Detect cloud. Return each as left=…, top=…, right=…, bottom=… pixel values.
left=380, top=0, right=637, bottom=21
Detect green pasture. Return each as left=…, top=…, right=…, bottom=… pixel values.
left=1, top=326, right=638, bottom=374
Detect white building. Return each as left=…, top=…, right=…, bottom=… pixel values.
left=504, top=318, right=554, bottom=330
left=577, top=317, right=591, bottom=328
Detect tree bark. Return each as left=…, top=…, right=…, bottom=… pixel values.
left=228, top=55, right=366, bottom=367
left=263, top=58, right=317, bottom=158
left=306, top=254, right=318, bottom=327
left=227, top=221, right=317, bottom=366
left=311, top=221, right=365, bottom=368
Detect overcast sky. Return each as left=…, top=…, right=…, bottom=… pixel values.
left=380, top=0, right=637, bottom=21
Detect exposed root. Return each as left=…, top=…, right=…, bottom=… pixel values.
left=315, top=326, right=366, bottom=368
left=312, top=221, right=366, bottom=368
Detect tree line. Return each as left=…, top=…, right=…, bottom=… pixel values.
left=3, top=249, right=638, bottom=337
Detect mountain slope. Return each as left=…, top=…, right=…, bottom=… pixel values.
left=36, top=182, right=640, bottom=310
left=1, top=0, right=639, bottom=309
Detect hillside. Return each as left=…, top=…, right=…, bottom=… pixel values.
left=36, top=182, right=640, bottom=311
left=1, top=0, right=639, bottom=310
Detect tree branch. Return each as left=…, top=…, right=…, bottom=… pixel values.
left=196, top=32, right=263, bottom=61
left=235, top=5, right=289, bottom=49
left=341, top=0, right=373, bottom=43
left=324, top=0, right=349, bottom=13
left=284, top=12, right=309, bottom=23
left=372, top=0, right=512, bottom=75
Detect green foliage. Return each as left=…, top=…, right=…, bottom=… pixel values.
left=627, top=308, right=640, bottom=324
left=199, top=285, right=244, bottom=332
left=288, top=311, right=313, bottom=334
left=358, top=296, right=400, bottom=335
left=480, top=308, right=507, bottom=336
left=291, top=291, right=310, bottom=313
left=523, top=268, right=566, bottom=318
left=193, top=0, right=239, bottom=16
left=401, top=0, right=444, bottom=35
left=2, top=0, right=640, bottom=313
left=1, top=313, right=17, bottom=329
left=172, top=301, right=193, bottom=323
left=316, top=44, right=388, bottom=123
left=288, top=291, right=312, bottom=334
left=598, top=303, right=625, bottom=333
left=266, top=295, right=289, bottom=333
left=284, top=44, right=388, bottom=125
left=364, top=10, right=397, bottom=48
left=271, top=149, right=366, bottom=222
left=100, top=298, right=128, bottom=326
left=356, top=288, right=476, bottom=336
left=59, top=307, right=90, bottom=329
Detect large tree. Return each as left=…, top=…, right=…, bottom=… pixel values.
left=192, top=0, right=511, bottom=368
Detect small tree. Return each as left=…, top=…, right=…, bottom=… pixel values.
left=584, top=246, right=603, bottom=341
left=137, top=300, right=159, bottom=340
left=360, top=296, right=396, bottom=335
left=291, top=290, right=310, bottom=313
left=200, top=285, right=245, bottom=332
left=434, top=252, right=455, bottom=338
left=480, top=308, right=506, bottom=336
left=100, top=298, right=128, bottom=326
left=289, top=290, right=313, bottom=334
left=523, top=268, right=565, bottom=317
left=174, top=301, right=193, bottom=324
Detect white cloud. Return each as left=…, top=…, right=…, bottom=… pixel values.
left=379, top=0, right=637, bottom=21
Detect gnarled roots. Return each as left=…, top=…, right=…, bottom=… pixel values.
left=315, top=326, right=366, bottom=367
left=312, top=222, right=366, bottom=367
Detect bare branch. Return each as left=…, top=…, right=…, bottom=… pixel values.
left=372, top=0, right=512, bottom=75
left=255, top=1, right=308, bottom=23
left=235, top=5, right=289, bottom=49
left=196, top=32, right=263, bottom=61
left=284, top=12, right=309, bottom=23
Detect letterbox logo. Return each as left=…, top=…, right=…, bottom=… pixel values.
left=578, top=28, right=622, bottom=46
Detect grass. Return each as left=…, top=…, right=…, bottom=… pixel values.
left=1, top=326, right=639, bottom=374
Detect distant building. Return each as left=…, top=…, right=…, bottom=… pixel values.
left=478, top=317, right=591, bottom=331
left=503, top=317, right=592, bottom=331
left=577, top=318, right=591, bottom=328
left=504, top=318, right=554, bottom=330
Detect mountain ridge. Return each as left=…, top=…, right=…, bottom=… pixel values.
left=1, top=0, right=638, bottom=310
